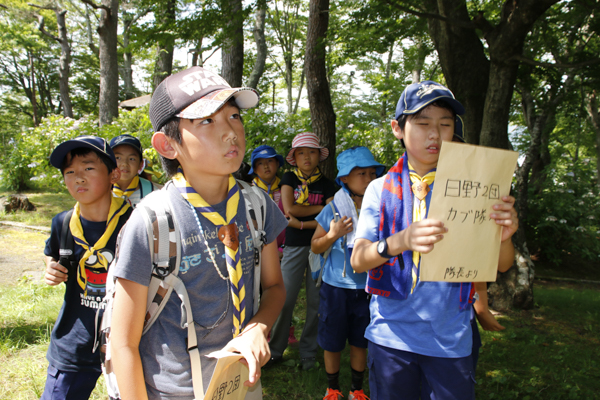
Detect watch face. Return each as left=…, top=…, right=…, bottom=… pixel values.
left=378, top=240, right=385, bottom=254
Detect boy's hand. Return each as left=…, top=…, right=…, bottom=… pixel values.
left=491, top=195, right=519, bottom=242
left=223, top=323, right=270, bottom=387
left=401, top=219, right=447, bottom=254
left=45, top=259, right=69, bottom=286
left=330, top=216, right=352, bottom=240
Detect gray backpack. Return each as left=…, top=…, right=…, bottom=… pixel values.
left=95, top=180, right=267, bottom=400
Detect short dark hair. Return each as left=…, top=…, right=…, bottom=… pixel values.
left=60, top=147, right=117, bottom=175
left=158, top=98, right=242, bottom=177
left=396, top=100, right=456, bottom=148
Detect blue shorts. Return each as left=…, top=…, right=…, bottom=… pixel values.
left=317, top=282, right=370, bottom=352
left=41, top=364, right=101, bottom=400
left=367, top=341, right=475, bottom=400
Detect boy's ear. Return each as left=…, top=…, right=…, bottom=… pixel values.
left=110, top=168, right=121, bottom=184
left=340, top=176, right=349, bottom=184
left=391, top=120, right=404, bottom=141
left=152, top=132, right=177, bottom=160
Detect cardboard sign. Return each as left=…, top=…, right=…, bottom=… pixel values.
left=420, top=142, right=518, bottom=282
left=204, top=351, right=249, bottom=400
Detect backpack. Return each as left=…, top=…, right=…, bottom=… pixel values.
left=308, top=201, right=347, bottom=287
left=95, top=180, right=268, bottom=400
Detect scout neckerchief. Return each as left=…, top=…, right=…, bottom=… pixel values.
left=293, top=167, right=322, bottom=205
left=173, top=169, right=246, bottom=337
left=253, top=176, right=280, bottom=200
left=69, top=196, right=130, bottom=295
left=370, top=153, right=473, bottom=310
left=112, top=175, right=139, bottom=199
left=408, top=162, right=436, bottom=293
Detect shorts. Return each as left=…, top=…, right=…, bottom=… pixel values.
left=367, top=341, right=475, bottom=400
left=317, top=282, right=370, bottom=352
left=40, top=364, right=101, bottom=400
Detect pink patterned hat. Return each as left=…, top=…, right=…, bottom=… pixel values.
left=286, top=132, right=329, bottom=166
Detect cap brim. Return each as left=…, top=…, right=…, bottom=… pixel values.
left=50, top=139, right=115, bottom=169
left=176, top=88, right=259, bottom=120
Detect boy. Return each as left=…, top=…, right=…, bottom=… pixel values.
left=109, top=66, right=288, bottom=400
left=42, top=135, right=132, bottom=400
left=267, top=132, right=336, bottom=371
left=311, top=146, right=384, bottom=400
left=110, top=134, right=161, bottom=207
left=351, top=81, right=518, bottom=400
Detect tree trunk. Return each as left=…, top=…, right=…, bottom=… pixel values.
left=56, top=10, right=73, bottom=117
left=152, top=0, right=176, bottom=90
left=586, top=91, right=600, bottom=188
left=423, top=0, right=489, bottom=145
left=29, top=53, right=38, bottom=126
left=247, top=0, right=267, bottom=89
left=98, top=0, right=119, bottom=126
left=221, top=0, right=244, bottom=87
left=121, top=13, right=135, bottom=99
left=305, top=0, right=336, bottom=180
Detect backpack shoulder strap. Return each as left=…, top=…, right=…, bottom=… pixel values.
left=139, top=177, right=154, bottom=198
left=59, top=209, right=76, bottom=280
left=136, top=185, right=182, bottom=333
left=237, top=180, right=267, bottom=312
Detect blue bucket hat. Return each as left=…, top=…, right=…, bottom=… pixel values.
left=50, top=135, right=117, bottom=169
left=395, top=80, right=465, bottom=141
left=248, top=145, right=285, bottom=175
left=109, top=134, right=143, bottom=158
left=335, top=146, right=386, bottom=187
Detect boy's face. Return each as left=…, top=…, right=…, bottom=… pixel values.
left=392, top=105, right=454, bottom=176
left=294, top=147, right=320, bottom=175
left=254, top=158, right=279, bottom=182
left=63, top=152, right=119, bottom=206
left=341, top=166, right=378, bottom=196
left=173, top=103, right=245, bottom=178
left=113, top=144, right=143, bottom=185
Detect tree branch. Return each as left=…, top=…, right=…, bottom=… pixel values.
left=511, top=54, right=600, bottom=70
left=32, top=14, right=61, bottom=43
left=386, top=0, right=484, bottom=31
left=80, top=0, right=109, bottom=13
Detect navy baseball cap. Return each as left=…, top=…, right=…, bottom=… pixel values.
left=110, top=134, right=143, bottom=157
left=248, top=145, right=285, bottom=175
left=335, top=146, right=385, bottom=187
left=149, top=66, right=259, bottom=132
left=50, top=135, right=117, bottom=169
left=395, top=80, right=465, bottom=141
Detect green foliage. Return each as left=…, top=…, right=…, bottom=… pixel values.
left=0, top=106, right=157, bottom=191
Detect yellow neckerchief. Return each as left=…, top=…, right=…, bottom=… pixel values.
left=252, top=176, right=280, bottom=200
left=293, top=167, right=322, bottom=205
left=172, top=169, right=246, bottom=337
left=408, top=161, right=436, bottom=292
left=69, top=196, right=130, bottom=295
left=112, top=175, right=139, bottom=199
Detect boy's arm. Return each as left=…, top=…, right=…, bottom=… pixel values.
left=223, top=240, right=285, bottom=387
left=351, top=219, right=447, bottom=274
left=311, top=217, right=352, bottom=255
left=491, top=195, right=518, bottom=273
left=281, top=184, right=323, bottom=217
left=44, top=256, right=68, bottom=286
left=473, top=281, right=505, bottom=331
left=111, top=278, right=149, bottom=400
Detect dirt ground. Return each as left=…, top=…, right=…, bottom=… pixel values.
left=0, top=225, right=49, bottom=286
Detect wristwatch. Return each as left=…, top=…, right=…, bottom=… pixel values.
left=377, top=238, right=392, bottom=259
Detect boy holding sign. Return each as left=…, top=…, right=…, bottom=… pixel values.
left=351, top=81, right=518, bottom=399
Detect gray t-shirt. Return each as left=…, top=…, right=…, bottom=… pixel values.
left=112, top=182, right=287, bottom=399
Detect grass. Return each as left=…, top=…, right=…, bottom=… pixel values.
left=0, top=190, right=73, bottom=227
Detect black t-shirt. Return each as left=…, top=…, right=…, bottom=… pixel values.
left=44, top=207, right=131, bottom=372
left=281, top=172, right=336, bottom=246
